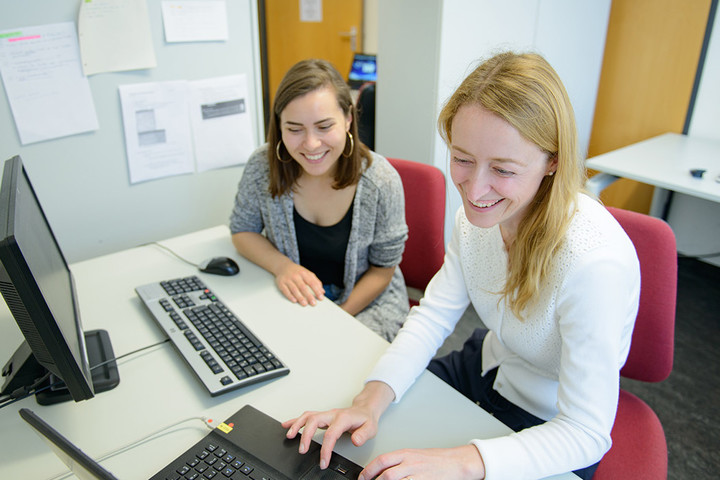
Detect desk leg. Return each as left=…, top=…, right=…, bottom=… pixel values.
left=585, top=173, right=620, bottom=196
left=650, top=187, right=672, bottom=219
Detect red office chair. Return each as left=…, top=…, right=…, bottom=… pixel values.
left=387, top=158, right=446, bottom=307
left=593, top=207, right=677, bottom=480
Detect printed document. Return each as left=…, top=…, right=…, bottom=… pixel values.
left=0, top=22, right=98, bottom=145
left=189, top=74, right=254, bottom=171
left=119, top=81, right=194, bottom=184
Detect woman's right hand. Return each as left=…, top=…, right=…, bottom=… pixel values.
left=274, top=261, right=325, bottom=306
left=281, top=381, right=396, bottom=470
left=231, top=232, right=324, bottom=305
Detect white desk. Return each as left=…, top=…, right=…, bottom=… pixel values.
left=0, top=226, right=577, bottom=479
left=585, top=133, right=720, bottom=216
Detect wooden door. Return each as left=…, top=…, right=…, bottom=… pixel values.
left=587, top=0, right=712, bottom=213
left=263, top=0, right=363, bottom=110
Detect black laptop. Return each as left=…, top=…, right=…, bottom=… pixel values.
left=20, top=405, right=364, bottom=480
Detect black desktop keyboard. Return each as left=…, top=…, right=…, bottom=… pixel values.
left=135, top=276, right=289, bottom=396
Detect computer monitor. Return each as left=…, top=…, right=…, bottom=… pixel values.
left=347, top=53, right=377, bottom=89
left=0, top=155, right=119, bottom=405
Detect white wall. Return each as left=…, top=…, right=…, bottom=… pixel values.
left=363, top=0, right=379, bottom=54
left=688, top=6, right=720, bottom=140
left=670, top=5, right=720, bottom=267
left=376, top=0, right=443, bottom=174
left=0, top=1, right=264, bottom=263
left=376, top=0, right=611, bottom=242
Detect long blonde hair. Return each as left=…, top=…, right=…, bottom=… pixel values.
left=438, top=52, right=586, bottom=318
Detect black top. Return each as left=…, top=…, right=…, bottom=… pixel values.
left=294, top=202, right=353, bottom=288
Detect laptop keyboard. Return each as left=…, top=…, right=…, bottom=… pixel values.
left=166, top=440, right=273, bottom=480
left=150, top=405, right=363, bottom=480
left=136, top=276, right=289, bottom=396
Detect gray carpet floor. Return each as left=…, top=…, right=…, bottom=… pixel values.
left=435, top=256, right=719, bottom=479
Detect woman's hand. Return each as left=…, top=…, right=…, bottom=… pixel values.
left=282, top=381, right=395, bottom=470
left=358, top=444, right=486, bottom=480
left=339, top=265, right=395, bottom=316
left=282, top=405, right=379, bottom=469
left=274, top=261, right=325, bottom=306
left=231, top=231, right=324, bottom=306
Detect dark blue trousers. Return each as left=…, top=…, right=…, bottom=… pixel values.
left=427, top=328, right=599, bottom=480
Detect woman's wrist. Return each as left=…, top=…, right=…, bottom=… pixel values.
left=353, top=381, right=395, bottom=417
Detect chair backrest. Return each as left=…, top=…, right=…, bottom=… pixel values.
left=607, top=207, right=677, bottom=383
left=356, top=83, right=376, bottom=150
left=387, top=157, right=446, bottom=294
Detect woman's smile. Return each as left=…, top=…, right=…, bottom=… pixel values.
left=303, top=151, right=328, bottom=163
left=469, top=198, right=502, bottom=209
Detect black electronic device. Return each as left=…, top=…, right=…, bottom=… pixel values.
left=0, top=155, right=119, bottom=405
left=347, top=53, right=377, bottom=89
left=19, top=408, right=118, bottom=480
left=149, top=404, right=364, bottom=480
left=19, top=404, right=363, bottom=480
left=199, top=256, right=240, bottom=276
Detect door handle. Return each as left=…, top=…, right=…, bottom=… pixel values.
left=338, top=26, right=357, bottom=52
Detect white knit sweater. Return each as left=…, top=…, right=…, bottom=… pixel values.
left=367, top=194, right=640, bottom=479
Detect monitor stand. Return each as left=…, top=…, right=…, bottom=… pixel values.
left=1, top=329, right=120, bottom=405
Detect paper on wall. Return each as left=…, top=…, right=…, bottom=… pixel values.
left=0, top=22, right=98, bottom=145
left=78, top=0, right=156, bottom=76
left=119, top=81, right=194, bottom=184
left=161, top=1, right=229, bottom=42
left=189, top=74, right=254, bottom=171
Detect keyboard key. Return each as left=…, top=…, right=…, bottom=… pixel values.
left=248, top=470, right=272, bottom=480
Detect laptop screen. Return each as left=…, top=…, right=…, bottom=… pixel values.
left=348, top=53, right=377, bottom=88
left=19, top=408, right=118, bottom=480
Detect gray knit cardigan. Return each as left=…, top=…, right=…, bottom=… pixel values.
left=230, top=144, right=409, bottom=341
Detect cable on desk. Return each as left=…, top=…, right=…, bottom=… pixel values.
left=142, top=241, right=199, bottom=268
left=89, top=337, right=171, bottom=372
left=0, top=339, right=170, bottom=410
left=0, top=372, right=51, bottom=405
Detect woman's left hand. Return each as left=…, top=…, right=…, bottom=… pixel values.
left=358, top=444, right=485, bottom=480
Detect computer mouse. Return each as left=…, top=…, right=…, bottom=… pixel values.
left=198, top=256, right=240, bottom=276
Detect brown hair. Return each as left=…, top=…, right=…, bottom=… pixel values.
left=438, top=52, right=586, bottom=318
left=266, top=59, right=370, bottom=197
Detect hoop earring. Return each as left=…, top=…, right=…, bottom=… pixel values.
left=275, top=140, right=291, bottom=164
left=342, top=132, right=354, bottom=158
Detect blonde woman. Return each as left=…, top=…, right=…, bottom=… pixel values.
left=283, top=52, right=640, bottom=480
